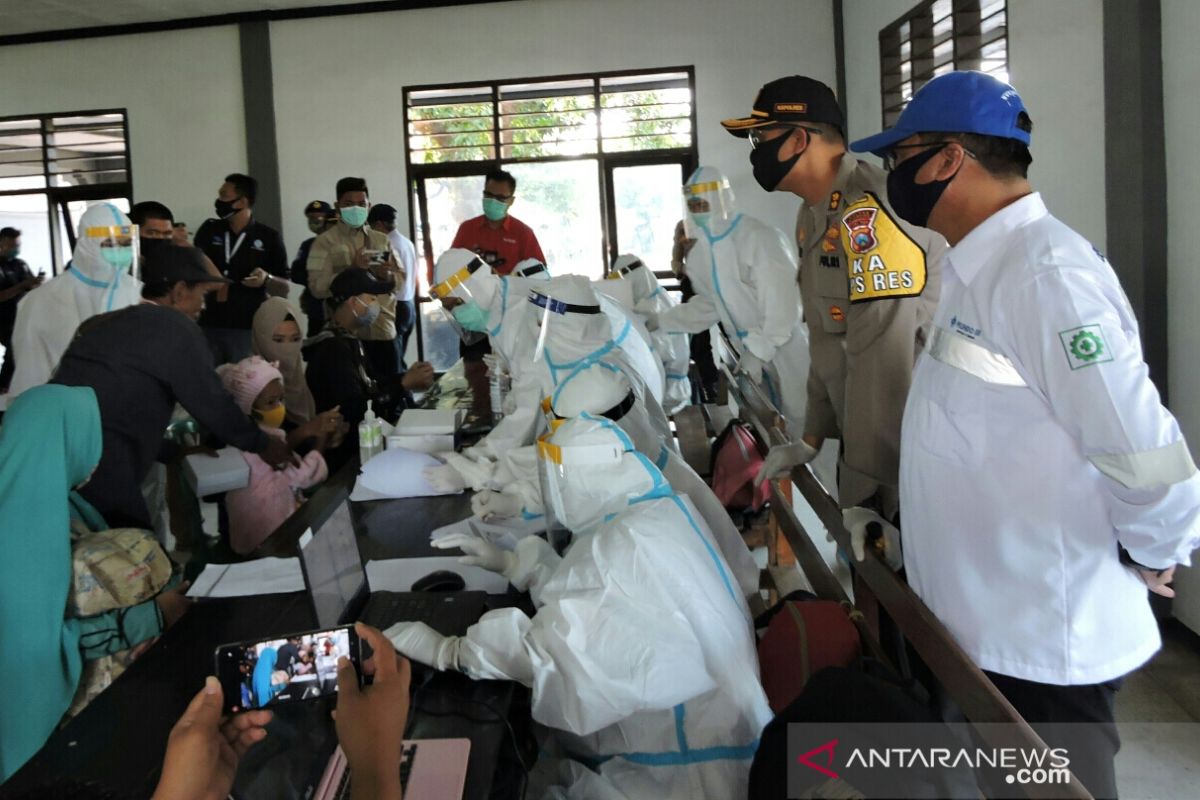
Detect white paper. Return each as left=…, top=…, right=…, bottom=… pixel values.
left=351, top=447, right=463, bottom=501
left=365, top=557, right=511, bottom=595
left=187, top=557, right=305, bottom=598
left=430, top=515, right=545, bottom=552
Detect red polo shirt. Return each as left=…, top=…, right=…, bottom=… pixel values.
left=450, top=214, right=545, bottom=276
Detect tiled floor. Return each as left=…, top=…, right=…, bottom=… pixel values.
left=1114, top=621, right=1200, bottom=799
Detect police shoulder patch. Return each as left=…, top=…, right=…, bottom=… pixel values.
left=840, top=192, right=927, bottom=303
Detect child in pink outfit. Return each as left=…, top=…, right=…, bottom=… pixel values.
left=218, top=356, right=328, bottom=554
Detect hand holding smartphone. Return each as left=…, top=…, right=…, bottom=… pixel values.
left=214, top=625, right=362, bottom=714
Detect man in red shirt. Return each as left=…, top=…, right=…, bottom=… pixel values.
left=451, top=168, right=545, bottom=276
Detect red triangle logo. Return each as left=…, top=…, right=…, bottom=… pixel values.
left=797, top=738, right=840, bottom=780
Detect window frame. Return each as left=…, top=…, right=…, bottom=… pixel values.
left=0, top=107, right=133, bottom=274
left=879, top=0, right=1009, bottom=128
left=402, top=67, right=698, bottom=364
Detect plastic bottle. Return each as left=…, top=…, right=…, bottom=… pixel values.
left=359, top=409, right=383, bottom=463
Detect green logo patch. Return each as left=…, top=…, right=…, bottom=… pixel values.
left=1058, top=324, right=1113, bottom=370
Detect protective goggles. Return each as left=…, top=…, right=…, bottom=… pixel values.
left=429, top=256, right=486, bottom=300
left=605, top=259, right=645, bottom=281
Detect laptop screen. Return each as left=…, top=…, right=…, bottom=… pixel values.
left=300, top=502, right=367, bottom=629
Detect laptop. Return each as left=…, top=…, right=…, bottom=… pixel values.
left=297, top=500, right=488, bottom=634
left=297, top=501, right=482, bottom=800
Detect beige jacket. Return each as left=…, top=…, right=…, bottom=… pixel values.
left=794, top=155, right=946, bottom=512
left=306, top=221, right=399, bottom=341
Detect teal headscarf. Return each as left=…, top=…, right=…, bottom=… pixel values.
left=0, top=385, right=102, bottom=780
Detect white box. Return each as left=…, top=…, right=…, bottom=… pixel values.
left=386, top=433, right=456, bottom=455
left=184, top=447, right=250, bottom=496
left=394, top=408, right=461, bottom=435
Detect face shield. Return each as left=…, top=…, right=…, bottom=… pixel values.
left=550, top=360, right=665, bottom=462
left=86, top=224, right=141, bottom=281
left=429, top=254, right=490, bottom=345
left=528, top=284, right=604, bottom=364
left=682, top=167, right=737, bottom=240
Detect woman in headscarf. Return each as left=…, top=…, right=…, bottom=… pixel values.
left=0, top=385, right=187, bottom=781
left=251, top=297, right=316, bottom=425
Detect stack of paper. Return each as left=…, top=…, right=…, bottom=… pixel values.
left=187, top=557, right=305, bottom=598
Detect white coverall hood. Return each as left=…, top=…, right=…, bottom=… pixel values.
left=684, top=166, right=738, bottom=239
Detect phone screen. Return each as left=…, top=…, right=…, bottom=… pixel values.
left=214, top=625, right=360, bottom=714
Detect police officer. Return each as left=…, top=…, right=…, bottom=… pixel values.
left=724, top=75, right=945, bottom=544
left=854, top=70, right=1200, bottom=797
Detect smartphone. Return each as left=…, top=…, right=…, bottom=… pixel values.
left=214, top=624, right=361, bottom=714
left=364, top=249, right=388, bottom=265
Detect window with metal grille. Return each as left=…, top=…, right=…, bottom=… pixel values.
left=0, top=109, right=132, bottom=274
left=402, top=69, right=697, bottom=369
left=880, top=0, right=1008, bottom=127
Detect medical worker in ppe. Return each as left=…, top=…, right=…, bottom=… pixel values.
left=461, top=274, right=674, bottom=510
left=8, top=204, right=142, bottom=398
left=607, top=253, right=692, bottom=413
left=388, top=414, right=770, bottom=799
left=653, top=167, right=809, bottom=426
left=472, top=361, right=759, bottom=599
left=512, top=257, right=550, bottom=280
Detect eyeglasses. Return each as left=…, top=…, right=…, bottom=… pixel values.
left=482, top=190, right=513, bottom=202
left=748, top=125, right=822, bottom=150
left=881, top=141, right=977, bottom=171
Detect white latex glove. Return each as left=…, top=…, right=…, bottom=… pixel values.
left=383, top=621, right=461, bottom=671
left=738, top=352, right=765, bottom=384
left=754, top=439, right=819, bottom=487
left=643, top=310, right=660, bottom=332
left=432, top=532, right=517, bottom=575
left=459, top=444, right=495, bottom=463
left=442, top=452, right=495, bottom=491
left=422, top=464, right=466, bottom=493
left=835, top=507, right=904, bottom=571
left=471, top=489, right=524, bottom=520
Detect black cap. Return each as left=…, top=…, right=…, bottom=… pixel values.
left=721, top=75, right=845, bottom=137
left=143, top=246, right=231, bottom=287
left=329, top=268, right=392, bottom=306
left=367, top=203, right=397, bottom=225
left=304, top=200, right=334, bottom=216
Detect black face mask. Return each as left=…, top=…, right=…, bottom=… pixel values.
left=750, top=131, right=803, bottom=192
left=139, top=237, right=171, bottom=260
left=214, top=197, right=241, bottom=219
left=885, top=146, right=958, bottom=228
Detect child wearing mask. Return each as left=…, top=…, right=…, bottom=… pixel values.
left=218, top=356, right=328, bottom=554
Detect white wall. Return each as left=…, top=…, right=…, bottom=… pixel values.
left=840, top=0, right=1107, bottom=248
left=0, top=26, right=247, bottom=236
left=1162, top=0, right=1200, bottom=633
left=269, top=0, right=834, bottom=259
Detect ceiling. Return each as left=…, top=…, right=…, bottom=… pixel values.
left=0, top=1, right=456, bottom=40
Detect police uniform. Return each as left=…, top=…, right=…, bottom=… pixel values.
left=794, top=155, right=945, bottom=514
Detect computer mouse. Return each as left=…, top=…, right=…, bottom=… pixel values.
left=412, top=569, right=466, bottom=593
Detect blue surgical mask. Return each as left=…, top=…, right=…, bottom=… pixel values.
left=356, top=299, right=381, bottom=328
left=451, top=300, right=490, bottom=333
left=100, top=245, right=133, bottom=270
left=340, top=206, right=369, bottom=228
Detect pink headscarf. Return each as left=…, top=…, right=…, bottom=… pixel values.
left=218, top=356, right=284, bottom=416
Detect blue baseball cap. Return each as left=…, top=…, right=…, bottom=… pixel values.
left=850, top=71, right=1030, bottom=156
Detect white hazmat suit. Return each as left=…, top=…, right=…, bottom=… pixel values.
left=389, top=415, right=771, bottom=799
left=9, top=204, right=142, bottom=398
left=656, top=167, right=809, bottom=427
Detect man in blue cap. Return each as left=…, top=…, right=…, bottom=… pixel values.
left=854, top=70, right=1200, bottom=797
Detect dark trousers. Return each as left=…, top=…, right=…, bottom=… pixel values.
left=985, top=671, right=1122, bottom=800
left=396, top=299, right=416, bottom=371
left=681, top=275, right=718, bottom=402
left=362, top=338, right=400, bottom=381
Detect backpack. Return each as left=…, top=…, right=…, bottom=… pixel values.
left=709, top=418, right=770, bottom=515
left=755, top=591, right=863, bottom=713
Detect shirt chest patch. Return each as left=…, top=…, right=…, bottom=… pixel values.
left=949, top=315, right=983, bottom=340
left=252, top=239, right=264, bottom=251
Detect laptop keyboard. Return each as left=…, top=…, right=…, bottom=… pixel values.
left=361, top=593, right=448, bottom=630
left=334, top=743, right=418, bottom=799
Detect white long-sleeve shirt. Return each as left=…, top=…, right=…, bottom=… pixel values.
left=901, top=192, right=1200, bottom=685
